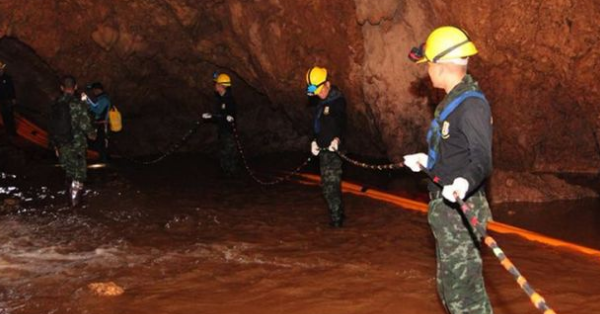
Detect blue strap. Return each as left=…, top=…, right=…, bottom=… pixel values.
left=426, top=91, right=487, bottom=169
left=439, top=91, right=486, bottom=121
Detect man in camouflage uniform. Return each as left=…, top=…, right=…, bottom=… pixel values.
left=51, top=75, right=96, bottom=207
left=404, top=27, right=494, bottom=313
left=306, top=66, right=347, bottom=228
left=202, top=72, right=240, bottom=177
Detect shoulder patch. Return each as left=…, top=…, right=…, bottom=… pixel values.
left=441, top=121, right=450, bottom=139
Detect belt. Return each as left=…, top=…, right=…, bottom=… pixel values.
left=429, top=190, right=485, bottom=200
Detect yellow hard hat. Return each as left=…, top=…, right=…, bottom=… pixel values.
left=413, top=26, right=478, bottom=64
left=306, top=66, right=327, bottom=96
left=213, top=73, right=231, bottom=87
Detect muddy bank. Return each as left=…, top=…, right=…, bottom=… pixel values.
left=1, top=154, right=599, bottom=314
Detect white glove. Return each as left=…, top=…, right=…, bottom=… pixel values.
left=442, top=177, right=469, bottom=203
left=81, top=93, right=88, bottom=102
left=311, top=141, right=320, bottom=156
left=202, top=113, right=212, bottom=119
left=328, top=138, right=340, bottom=152
left=403, top=153, right=428, bottom=172
left=226, top=115, right=234, bottom=123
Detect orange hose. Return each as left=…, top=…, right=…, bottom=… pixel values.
left=295, top=173, right=600, bottom=261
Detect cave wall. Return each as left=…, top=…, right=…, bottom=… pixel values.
left=354, top=0, right=600, bottom=172
left=0, top=0, right=378, bottom=157
left=430, top=0, right=600, bottom=172
left=354, top=0, right=435, bottom=160
left=1, top=0, right=600, bottom=173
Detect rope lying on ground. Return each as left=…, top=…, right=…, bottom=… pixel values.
left=230, top=121, right=313, bottom=185
left=421, top=167, right=557, bottom=314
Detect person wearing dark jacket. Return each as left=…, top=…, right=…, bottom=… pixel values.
left=306, top=66, right=347, bottom=228
left=404, top=26, right=494, bottom=313
left=201, top=72, right=240, bottom=176
left=0, top=61, right=17, bottom=136
left=83, top=82, right=111, bottom=162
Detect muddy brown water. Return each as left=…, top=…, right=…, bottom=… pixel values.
left=1, top=153, right=599, bottom=314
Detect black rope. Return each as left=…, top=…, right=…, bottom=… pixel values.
left=230, top=121, right=313, bottom=185
left=118, top=120, right=202, bottom=165
left=335, top=151, right=404, bottom=171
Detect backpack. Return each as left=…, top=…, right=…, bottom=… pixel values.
left=50, top=96, right=73, bottom=145
left=108, top=105, right=122, bottom=132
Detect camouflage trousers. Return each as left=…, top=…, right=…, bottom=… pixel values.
left=428, top=193, right=493, bottom=314
left=58, top=143, right=88, bottom=181
left=319, top=151, right=344, bottom=223
left=219, top=132, right=240, bottom=176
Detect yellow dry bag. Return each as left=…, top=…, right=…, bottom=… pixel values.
left=108, top=106, right=122, bottom=132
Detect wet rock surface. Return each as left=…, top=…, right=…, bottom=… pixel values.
left=88, top=282, right=125, bottom=297
left=489, top=170, right=599, bottom=203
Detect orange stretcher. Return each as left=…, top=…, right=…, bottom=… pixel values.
left=0, top=112, right=99, bottom=159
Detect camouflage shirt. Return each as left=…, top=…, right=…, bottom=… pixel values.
left=58, top=93, right=96, bottom=147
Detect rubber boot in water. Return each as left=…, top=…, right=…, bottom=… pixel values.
left=70, top=180, right=83, bottom=207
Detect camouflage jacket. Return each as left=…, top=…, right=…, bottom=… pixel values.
left=60, top=93, right=96, bottom=147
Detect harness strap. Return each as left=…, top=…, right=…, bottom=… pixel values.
left=426, top=91, right=487, bottom=169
